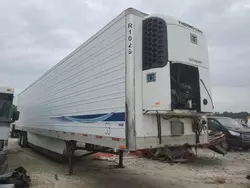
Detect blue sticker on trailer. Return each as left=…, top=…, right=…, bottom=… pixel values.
left=53, top=112, right=125, bottom=123
left=147, top=72, right=156, bottom=82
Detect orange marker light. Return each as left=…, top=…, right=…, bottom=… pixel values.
left=7, top=88, right=11, bottom=91
left=119, top=144, right=125, bottom=149
left=155, top=101, right=160, bottom=105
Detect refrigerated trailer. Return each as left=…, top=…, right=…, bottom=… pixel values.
left=16, top=8, right=213, bottom=173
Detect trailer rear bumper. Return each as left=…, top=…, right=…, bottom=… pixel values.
left=135, top=134, right=208, bottom=150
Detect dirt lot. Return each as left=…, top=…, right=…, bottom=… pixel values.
left=6, top=138, right=250, bottom=188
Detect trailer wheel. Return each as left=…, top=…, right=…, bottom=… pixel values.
left=18, top=132, right=22, bottom=146
left=21, top=131, right=28, bottom=148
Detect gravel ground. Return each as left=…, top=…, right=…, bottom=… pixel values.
left=6, top=138, right=250, bottom=188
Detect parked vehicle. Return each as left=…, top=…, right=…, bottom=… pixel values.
left=10, top=105, right=21, bottom=138
left=0, top=87, right=19, bottom=175
left=208, top=116, right=250, bottom=150
left=16, top=8, right=214, bottom=174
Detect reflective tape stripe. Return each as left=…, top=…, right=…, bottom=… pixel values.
left=112, top=137, right=120, bottom=141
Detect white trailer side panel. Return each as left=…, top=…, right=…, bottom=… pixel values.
left=17, top=11, right=127, bottom=149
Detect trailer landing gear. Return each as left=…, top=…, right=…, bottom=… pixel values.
left=118, top=150, right=124, bottom=168
left=65, top=140, right=76, bottom=175
left=64, top=142, right=124, bottom=175
left=109, top=150, right=124, bottom=169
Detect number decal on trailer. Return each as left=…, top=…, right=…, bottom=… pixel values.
left=128, top=23, right=133, bottom=55
left=105, top=123, right=108, bottom=135
left=105, top=123, right=111, bottom=135
left=108, top=126, right=111, bottom=135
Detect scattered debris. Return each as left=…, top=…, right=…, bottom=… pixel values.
left=207, top=132, right=227, bottom=155
left=128, top=146, right=196, bottom=163
left=122, top=132, right=227, bottom=163
left=204, top=177, right=226, bottom=184
left=246, top=175, right=250, bottom=180
left=214, top=177, right=226, bottom=184
left=91, top=153, right=115, bottom=159
left=0, top=166, right=30, bottom=188
left=54, top=174, right=58, bottom=181
left=91, top=153, right=116, bottom=161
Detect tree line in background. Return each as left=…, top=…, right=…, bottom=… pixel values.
left=214, top=111, right=250, bottom=120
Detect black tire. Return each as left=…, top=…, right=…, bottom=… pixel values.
left=20, top=131, right=28, bottom=148
left=20, top=131, right=24, bottom=147
left=243, top=147, right=250, bottom=151
left=23, top=132, right=29, bottom=148
left=18, top=132, right=22, bottom=146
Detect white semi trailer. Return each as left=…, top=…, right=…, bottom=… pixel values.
left=16, top=8, right=213, bottom=174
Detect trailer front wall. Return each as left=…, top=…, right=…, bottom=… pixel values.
left=133, top=15, right=209, bottom=150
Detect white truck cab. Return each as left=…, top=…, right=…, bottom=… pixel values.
left=0, top=87, right=19, bottom=175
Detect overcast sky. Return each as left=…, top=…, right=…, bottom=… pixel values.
left=1, top=0, right=250, bottom=112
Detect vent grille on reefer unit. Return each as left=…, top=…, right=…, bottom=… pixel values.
left=142, top=17, right=168, bottom=70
